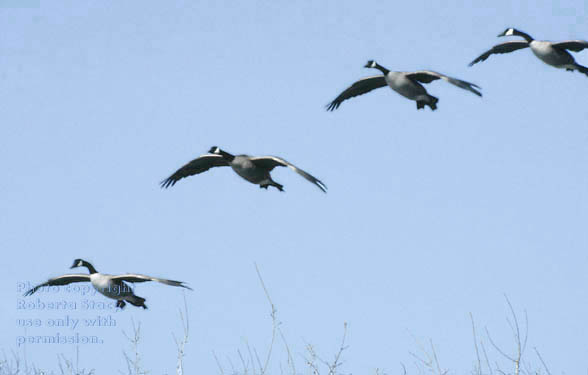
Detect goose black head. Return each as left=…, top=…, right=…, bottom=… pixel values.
left=71, top=259, right=85, bottom=269
left=70, top=259, right=98, bottom=274
left=498, top=28, right=516, bottom=37
left=208, top=146, right=235, bottom=161
left=497, top=28, right=533, bottom=42
left=364, top=60, right=377, bottom=68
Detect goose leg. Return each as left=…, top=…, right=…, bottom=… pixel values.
left=271, top=181, right=284, bottom=192
left=260, top=181, right=283, bottom=191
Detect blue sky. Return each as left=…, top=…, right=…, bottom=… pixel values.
left=1, top=0, right=588, bottom=373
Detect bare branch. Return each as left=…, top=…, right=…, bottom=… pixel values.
left=278, top=328, right=296, bottom=375
left=409, top=333, right=445, bottom=375
left=237, top=349, right=248, bottom=375
left=213, top=352, right=225, bottom=375
left=486, top=326, right=516, bottom=362
left=470, top=312, right=482, bottom=375
left=534, top=347, right=552, bottom=375
left=173, top=294, right=190, bottom=375
left=121, top=319, right=148, bottom=375
left=327, top=322, right=349, bottom=375
left=255, top=263, right=278, bottom=375
left=429, top=339, right=444, bottom=375
left=304, top=344, right=321, bottom=375
left=480, top=340, right=493, bottom=375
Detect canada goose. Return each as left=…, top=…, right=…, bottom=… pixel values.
left=327, top=60, right=482, bottom=111
left=24, top=259, right=192, bottom=309
left=160, top=146, right=327, bottom=192
left=469, top=28, right=588, bottom=76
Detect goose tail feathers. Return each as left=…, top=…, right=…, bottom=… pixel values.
left=127, top=295, right=147, bottom=309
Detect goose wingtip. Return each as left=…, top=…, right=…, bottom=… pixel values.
left=160, top=178, right=175, bottom=189
left=325, top=101, right=340, bottom=111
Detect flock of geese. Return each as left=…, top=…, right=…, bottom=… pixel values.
left=328, top=28, right=588, bottom=111
left=24, top=28, right=588, bottom=309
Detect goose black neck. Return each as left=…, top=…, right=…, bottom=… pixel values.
left=82, top=261, right=98, bottom=274
left=218, top=149, right=235, bottom=162
left=513, top=29, right=534, bottom=42
left=373, top=63, right=390, bottom=75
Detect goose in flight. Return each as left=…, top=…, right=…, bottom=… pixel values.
left=24, top=259, right=192, bottom=309
left=160, top=146, right=327, bottom=193
left=327, top=60, right=482, bottom=111
left=469, top=28, right=588, bottom=76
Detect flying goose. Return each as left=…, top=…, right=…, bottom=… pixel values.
left=24, top=259, right=192, bottom=309
left=469, top=28, right=588, bottom=76
left=160, top=146, right=327, bottom=192
left=327, top=60, right=482, bottom=111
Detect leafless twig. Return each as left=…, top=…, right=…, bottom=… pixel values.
left=470, top=312, right=482, bottom=375
left=213, top=352, right=225, bottom=375
left=255, top=263, right=278, bottom=375
left=480, top=340, right=493, bottom=375
left=121, top=319, right=148, bottom=375
left=409, top=334, right=446, bottom=375
left=534, top=347, right=551, bottom=375
left=485, top=295, right=528, bottom=375
left=173, top=294, right=190, bottom=375
left=324, top=322, right=348, bottom=375
left=278, top=328, right=296, bottom=375
left=304, top=343, right=321, bottom=375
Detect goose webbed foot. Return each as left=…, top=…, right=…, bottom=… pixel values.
left=116, top=300, right=126, bottom=309
left=260, top=182, right=284, bottom=192
left=426, top=95, right=439, bottom=111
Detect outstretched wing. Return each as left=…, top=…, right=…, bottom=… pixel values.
left=406, top=71, right=482, bottom=97
left=326, top=75, right=387, bottom=111
left=24, top=274, right=91, bottom=296
left=469, top=41, right=530, bottom=66
left=250, top=156, right=327, bottom=193
left=552, top=40, right=588, bottom=53
left=160, top=154, right=229, bottom=188
left=111, top=274, right=193, bottom=290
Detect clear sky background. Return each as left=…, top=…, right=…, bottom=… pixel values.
left=1, top=0, right=588, bottom=374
